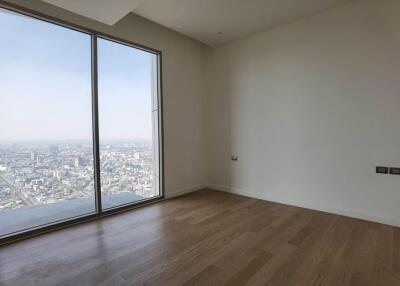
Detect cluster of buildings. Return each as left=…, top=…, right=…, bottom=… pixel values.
left=0, top=141, right=156, bottom=210
left=100, top=142, right=155, bottom=198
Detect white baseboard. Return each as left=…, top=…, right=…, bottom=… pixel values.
left=206, top=183, right=400, bottom=228
left=165, top=184, right=207, bottom=199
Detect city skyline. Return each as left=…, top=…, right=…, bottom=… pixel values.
left=0, top=7, right=160, bottom=236
left=0, top=140, right=156, bottom=209
left=0, top=138, right=154, bottom=144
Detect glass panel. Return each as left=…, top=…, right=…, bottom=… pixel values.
left=0, top=8, right=95, bottom=236
left=98, top=38, right=160, bottom=209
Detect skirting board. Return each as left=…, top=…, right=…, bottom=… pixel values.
left=165, top=184, right=207, bottom=199
left=206, top=183, right=400, bottom=228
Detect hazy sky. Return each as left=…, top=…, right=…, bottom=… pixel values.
left=0, top=8, right=154, bottom=142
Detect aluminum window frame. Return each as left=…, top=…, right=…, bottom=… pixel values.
left=0, top=1, right=164, bottom=245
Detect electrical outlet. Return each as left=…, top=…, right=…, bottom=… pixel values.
left=390, top=167, right=400, bottom=175
left=231, top=155, right=238, bottom=161
left=376, top=166, right=389, bottom=174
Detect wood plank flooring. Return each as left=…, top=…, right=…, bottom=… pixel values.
left=0, top=189, right=399, bottom=286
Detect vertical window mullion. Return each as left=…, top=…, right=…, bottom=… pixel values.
left=91, top=34, right=102, bottom=213
left=158, top=55, right=164, bottom=199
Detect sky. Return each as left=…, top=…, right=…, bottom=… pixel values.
left=0, top=8, right=155, bottom=143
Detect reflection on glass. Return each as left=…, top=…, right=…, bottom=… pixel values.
left=0, top=8, right=95, bottom=236
left=98, top=38, right=159, bottom=209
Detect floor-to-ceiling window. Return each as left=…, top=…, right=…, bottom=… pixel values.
left=98, top=38, right=160, bottom=209
left=0, top=5, right=162, bottom=241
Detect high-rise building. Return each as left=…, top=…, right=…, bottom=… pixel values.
left=49, top=145, right=59, bottom=154
left=31, top=151, right=37, bottom=161
left=36, top=155, right=43, bottom=164
left=75, top=156, right=84, bottom=167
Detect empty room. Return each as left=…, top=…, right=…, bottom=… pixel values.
left=0, top=0, right=399, bottom=285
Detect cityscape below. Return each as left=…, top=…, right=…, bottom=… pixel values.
left=0, top=140, right=157, bottom=211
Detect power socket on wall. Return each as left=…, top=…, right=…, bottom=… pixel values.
left=376, top=166, right=389, bottom=174
left=390, top=167, right=400, bottom=175
left=231, top=155, right=238, bottom=162
left=376, top=166, right=400, bottom=175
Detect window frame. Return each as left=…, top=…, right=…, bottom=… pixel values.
left=0, top=1, right=164, bottom=245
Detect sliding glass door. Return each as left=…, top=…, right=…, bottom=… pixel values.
left=0, top=5, right=162, bottom=241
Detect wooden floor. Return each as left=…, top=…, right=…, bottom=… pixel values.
left=1, top=189, right=399, bottom=286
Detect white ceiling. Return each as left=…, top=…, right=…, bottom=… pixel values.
left=41, top=0, right=355, bottom=46
left=41, top=0, right=144, bottom=26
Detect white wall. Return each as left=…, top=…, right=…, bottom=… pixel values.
left=206, top=0, right=400, bottom=226
left=5, top=0, right=400, bottom=226
left=5, top=0, right=209, bottom=198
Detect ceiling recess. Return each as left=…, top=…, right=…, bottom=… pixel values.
left=41, top=0, right=355, bottom=46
